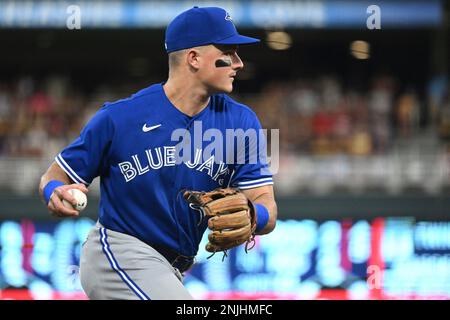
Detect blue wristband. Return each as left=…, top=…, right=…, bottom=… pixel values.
left=43, top=180, right=65, bottom=204
left=254, top=203, right=270, bottom=232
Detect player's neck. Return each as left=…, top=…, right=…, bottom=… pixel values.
left=163, top=77, right=210, bottom=117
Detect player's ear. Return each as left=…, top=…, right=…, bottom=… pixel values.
left=186, top=48, right=202, bottom=70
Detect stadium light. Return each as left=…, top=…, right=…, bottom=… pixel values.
left=266, top=31, right=292, bottom=50
left=350, top=40, right=370, bottom=60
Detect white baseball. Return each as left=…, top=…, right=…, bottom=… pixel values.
left=62, top=189, right=87, bottom=212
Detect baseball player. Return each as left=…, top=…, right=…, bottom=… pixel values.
left=38, top=6, right=277, bottom=300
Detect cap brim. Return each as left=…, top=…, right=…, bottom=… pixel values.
left=213, top=34, right=260, bottom=45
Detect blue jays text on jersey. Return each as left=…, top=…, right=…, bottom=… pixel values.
left=55, top=83, right=273, bottom=256
left=117, top=146, right=231, bottom=185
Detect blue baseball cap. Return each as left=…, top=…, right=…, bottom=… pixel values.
left=165, top=6, right=260, bottom=53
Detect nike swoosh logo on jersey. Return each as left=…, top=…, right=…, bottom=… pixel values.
left=142, top=123, right=161, bottom=132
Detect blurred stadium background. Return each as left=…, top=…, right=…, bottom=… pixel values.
left=0, top=0, right=449, bottom=300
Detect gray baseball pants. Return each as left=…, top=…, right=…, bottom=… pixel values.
left=79, top=222, right=194, bottom=300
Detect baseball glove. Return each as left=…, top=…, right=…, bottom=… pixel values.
left=183, top=187, right=257, bottom=259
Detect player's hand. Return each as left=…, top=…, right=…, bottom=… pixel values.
left=48, top=183, right=89, bottom=218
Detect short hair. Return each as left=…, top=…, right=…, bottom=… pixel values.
left=168, top=49, right=185, bottom=70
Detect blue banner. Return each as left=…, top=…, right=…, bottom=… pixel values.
left=0, top=0, right=442, bottom=29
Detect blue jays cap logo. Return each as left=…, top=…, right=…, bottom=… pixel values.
left=225, top=11, right=233, bottom=22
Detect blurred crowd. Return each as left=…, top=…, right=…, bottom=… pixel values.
left=0, top=76, right=139, bottom=159
left=1, top=74, right=449, bottom=159
left=246, top=75, right=450, bottom=156
left=0, top=74, right=449, bottom=195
